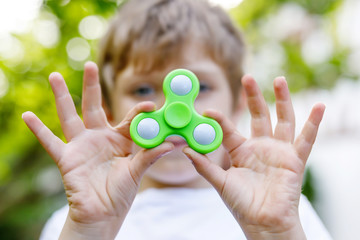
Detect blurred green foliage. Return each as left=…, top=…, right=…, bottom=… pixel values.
left=0, top=1, right=119, bottom=239
left=230, top=0, right=352, bottom=98
left=0, top=0, right=351, bottom=239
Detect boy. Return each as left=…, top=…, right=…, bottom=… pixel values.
left=22, top=0, right=331, bottom=239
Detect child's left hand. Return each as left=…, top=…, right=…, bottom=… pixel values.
left=183, top=75, right=325, bottom=240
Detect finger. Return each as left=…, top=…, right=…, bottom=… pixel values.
left=49, top=72, right=85, bottom=141
left=129, top=142, right=174, bottom=183
left=183, top=147, right=226, bottom=191
left=294, top=103, right=325, bottom=163
left=22, top=111, right=65, bottom=163
left=203, top=109, right=246, bottom=154
left=273, top=77, right=295, bottom=142
left=115, top=101, right=156, bottom=139
left=242, top=75, right=272, bottom=137
left=82, top=62, right=108, bottom=129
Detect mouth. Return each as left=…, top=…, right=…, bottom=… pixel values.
left=165, top=135, right=188, bottom=148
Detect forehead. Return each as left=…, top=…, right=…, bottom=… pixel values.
left=115, top=43, right=228, bottom=87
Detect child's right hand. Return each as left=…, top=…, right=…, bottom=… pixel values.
left=184, top=75, right=325, bottom=240
left=22, top=62, right=174, bottom=240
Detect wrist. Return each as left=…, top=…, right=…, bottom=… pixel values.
left=59, top=214, right=122, bottom=240
left=240, top=217, right=306, bottom=240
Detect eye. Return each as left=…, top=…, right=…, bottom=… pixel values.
left=133, top=84, right=155, bottom=97
left=199, top=82, right=211, bottom=93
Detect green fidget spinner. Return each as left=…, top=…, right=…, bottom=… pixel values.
left=129, top=69, right=223, bottom=154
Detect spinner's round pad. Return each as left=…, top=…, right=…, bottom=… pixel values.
left=137, top=118, right=160, bottom=140
left=170, top=75, right=192, bottom=96
left=193, top=123, right=216, bottom=145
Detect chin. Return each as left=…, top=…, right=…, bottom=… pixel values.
left=145, top=150, right=201, bottom=186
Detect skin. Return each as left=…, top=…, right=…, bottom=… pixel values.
left=22, top=45, right=325, bottom=239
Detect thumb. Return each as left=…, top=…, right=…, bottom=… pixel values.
left=183, top=147, right=226, bottom=191
left=129, top=142, right=174, bottom=183
left=114, top=101, right=156, bottom=139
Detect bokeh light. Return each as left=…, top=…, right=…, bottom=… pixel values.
left=79, top=15, right=107, bottom=40
left=347, top=50, right=360, bottom=76
left=337, top=0, right=360, bottom=50
left=263, top=3, right=311, bottom=41
left=32, top=13, right=60, bottom=48
left=66, top=37, right=91, bottom=62
left=0, top=34, right=25, bottom=65
left=302, top=30, right=334, bottom=65
left=0, top=0, right=42, bottom=34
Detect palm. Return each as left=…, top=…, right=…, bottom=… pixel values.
left=222, top=138, right=303, bottom=228
left=58, top=128, right=135, bottom=222
left=184, top=75, right=325, bottom=232
left=23, top=62, right=173, bottom=225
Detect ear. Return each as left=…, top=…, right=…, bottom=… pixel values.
left=230, top=87, right=247, bottom=123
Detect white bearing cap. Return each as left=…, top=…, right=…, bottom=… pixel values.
left=170, top=75, right=192, bottom=95
left=137, top=118, right=160, bottom=140
left=193, top=123, right=215, bottom=145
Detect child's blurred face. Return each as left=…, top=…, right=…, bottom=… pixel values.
left=110, top=43, right=240, bottom=187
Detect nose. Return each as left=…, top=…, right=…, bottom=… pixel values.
left=155, top=94, right=166, bottom=108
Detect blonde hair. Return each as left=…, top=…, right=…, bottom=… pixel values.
left=98, top=0, right=245, bottom=109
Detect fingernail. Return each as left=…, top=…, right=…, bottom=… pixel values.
left=159, top=150, right=172, bottom=158
left=183, top=150, right=192, bottom=160
left=21, top=111, right=32, bottom=119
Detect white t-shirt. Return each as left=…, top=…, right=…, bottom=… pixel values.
left=40, top=188, right=332, bottom=240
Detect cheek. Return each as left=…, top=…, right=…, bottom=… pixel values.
left=112, top=94, right=166, bottom=124
left=194, top=91, right=233, bottom=116
left=112, top=97, right=136, bottom=124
